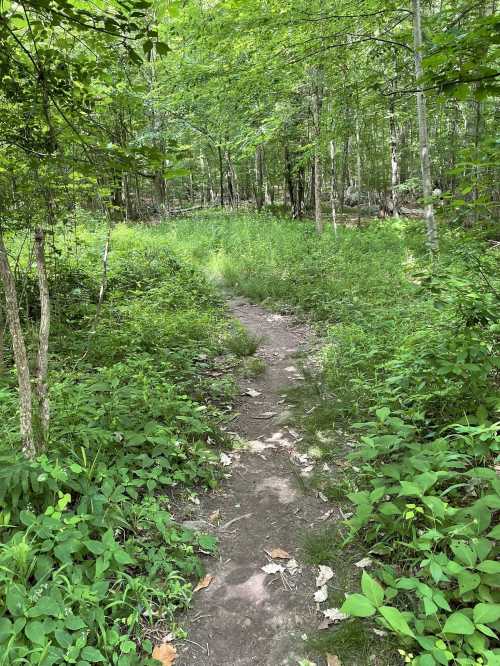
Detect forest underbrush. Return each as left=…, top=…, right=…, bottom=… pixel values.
left=0, top=221, right=237, bottom=665
left=165, top=211, right=500, bottom=666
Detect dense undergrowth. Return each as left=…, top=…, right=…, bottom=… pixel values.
left=164, top=211, right=500, bottom=666
left=0, top=221, right=234, bottom=665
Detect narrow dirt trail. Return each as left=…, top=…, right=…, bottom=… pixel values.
left=177, top=297, right=339, bottom=666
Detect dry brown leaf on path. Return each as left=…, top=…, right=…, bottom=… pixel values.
left=208, top=509, right=220, bottom=524
left=244, top=387, right=261, bottom=397
left=326, top=655, right=342, bottom=666
left=152, top=643, right=177, bottom=665
left=265, top=547, right=290, bottom=559
left=193, top=574, right=214, bottom=592
left=252, top=411, right=277, bottom=419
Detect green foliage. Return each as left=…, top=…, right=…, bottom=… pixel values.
left=0, top=222, right=230, bottom=664
left=222, top=322, right=262, bottom=357
left=165, top=212, right=500, bottom=665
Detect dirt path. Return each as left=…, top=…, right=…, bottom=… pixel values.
left=176, top=297, right=339, bottom=666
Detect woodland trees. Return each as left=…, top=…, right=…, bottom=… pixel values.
left=0, top=0, right=498, bottom=444
left=145, top=0, right=498, bottom=242
left=0, top=0, right=164, bottom=454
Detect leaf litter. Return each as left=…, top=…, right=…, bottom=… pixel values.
left=193, top=574, right=214, bottom=593
left=152, top=643, right=177, bottom=665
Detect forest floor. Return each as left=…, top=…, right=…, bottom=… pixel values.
left=176, top=296, right=343, bottom=666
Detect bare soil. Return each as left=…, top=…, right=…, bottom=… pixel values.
left=176, top=297, right=341, bottom=666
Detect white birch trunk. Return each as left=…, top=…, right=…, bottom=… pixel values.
left=412, top=0, right=438, bottom=252
left=329, top=139, right=337, bottom=234
left=34, top=228, right=50, bottom=444
left=0, top=234, right=36, bottom=458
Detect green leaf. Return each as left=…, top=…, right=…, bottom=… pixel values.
left=457, top=571, right=481, bottom=595
left=0, top=618, right=13, bottom=643
left=475, top=624, right=498, bottom=639
left=487, top=524, right=500, bottom=539
left=114, top=548, right=135, bottom=565
left=156, top=42, right=171, bottom=56
left=442, top=612, right=475, bottom=635
left=340, top=593, right=376, bottom=618
left=476, top=560, right=500, bottom=574
left=361, top=571, right=384, bottom=607
left=198, top=534, right=217, bottom=551
left=450, top=542, right=477, bottom=567
left=81, top=646, right=106, bottom=662
left=416, top=655, right=436, bottom=666
left=28, top=596, right=62, bottom=618
left=379, top=606, right=415, bottom=637
left=65, top=616, right=87, bottom=631
left=423, top=598, right=438, bottom=616
left=84, top=540, right=105, bottom=555
left=6, top=585, right=25, bottom=616
left=376, top=407, right=390, bottom=422
left=473, top=603, right=500, bottom=624
left=25, top=621, right=48, bottom=646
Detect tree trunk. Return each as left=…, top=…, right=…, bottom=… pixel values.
left=340, top=136, right=349, bottom=213
left=388, top=95, right=400, bottom=217
left=355, top=113, right=362, bottom=226
left=218, top=145, right=224, bottom=207
left=284, top=145, right=297, bottom=217
left=153, top=172, right=167, bottom=214
left=412, top=0, right=438, bottom=252
left=297, top=166, right=305, bottom=218
left=0, top=234, right=35, bottom=458
left=34, top=228, right=50, bottom=444
left=255, top=144, right=264, bottom=211
left=311, top=73, right=323, bottom=233
left=329, top=140, right=337, bottom=233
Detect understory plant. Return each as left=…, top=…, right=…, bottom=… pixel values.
left=0, top=223, right=230, bottom=665
left=163, top=212, right=499, bottom=665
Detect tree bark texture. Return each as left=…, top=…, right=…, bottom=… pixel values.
left=412, top=0, right=438, bottom=252
left=0, top=234, right=35, bottom=458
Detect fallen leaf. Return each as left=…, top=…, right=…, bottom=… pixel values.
left=292, top=452, right=310, bottom=465
left=268, top=431, right=286, bottom=441
left=247, top=440, right=276, bottom=453
left=317, top=491, right=328, bottom=502
left=193, top=574, right=214, bottom=592
left=314, top=585, right=328, bottom=603
left=244, top=388, right=261, bottom=398
left=208, top=509, right=220, bottom=524
left=318, top=607, right=348, bottom=629
left=152, top=643, right=177, bottom=665
left=323, top=608, right=348, bottom=622
left=261, top=563, right=284, bottom=575
left=254, top=411, right=277, bottom=419
left=266, top=547, right=290, bottom=559
left=326, top=655, right=342, bottom=666
left=354, top=557, right=372, bottom=569
left=220, top=452, right=232, bottom=466
left=286, top=558, right=300, bottom=575
left=319, top=509, right=334, bottom=521
left=316, top=565, right=334, bottom=587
